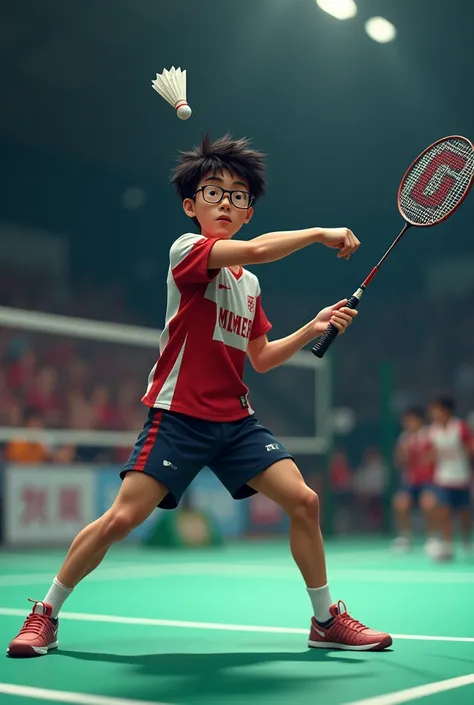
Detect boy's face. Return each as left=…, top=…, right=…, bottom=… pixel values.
left=429, top=403, right=451, bottom=424
left=183, top=169, right=254, bottom=239
left=402, top=413, right=423, bottom=433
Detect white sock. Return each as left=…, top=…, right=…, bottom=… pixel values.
left=43, top=577, right=74, bottom=619
left=307, top=584, right=333, bottom=623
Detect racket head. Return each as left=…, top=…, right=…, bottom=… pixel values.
left=398, top=135, right=474, bottom=228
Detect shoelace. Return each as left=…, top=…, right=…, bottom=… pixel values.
left=335, top=600, right=368, bottom=633
left=19, top=613, right=52, bottom=636
left=19, top=601, right=53, bottom=636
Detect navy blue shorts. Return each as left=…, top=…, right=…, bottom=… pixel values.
left=120, top=409, right=293, bottom=509
left=434, top=486, right=471, bottom=509
left=397, top=484, right=436, bottom=505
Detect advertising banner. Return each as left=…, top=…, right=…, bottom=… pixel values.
left=4, top=465, right=96, bottom=546
left=2, top=464, right=260, bottom=546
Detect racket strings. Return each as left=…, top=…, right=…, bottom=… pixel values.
left=399, top=137, right=474, bottom=225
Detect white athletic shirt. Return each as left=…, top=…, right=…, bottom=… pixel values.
left=142, top=233, right=272, bottom=421
left=429, top=418, right=472, bottom=487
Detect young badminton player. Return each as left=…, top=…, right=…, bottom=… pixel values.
left=428, top=396, right=474, bottom=561
left=8, top=134, right=392, bottom=657
left=392, top=407, right=437, bottom=554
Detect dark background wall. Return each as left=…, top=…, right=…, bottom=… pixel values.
left=1, top=0, right=474, bottom=456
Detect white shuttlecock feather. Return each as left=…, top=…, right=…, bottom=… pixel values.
left=151, top=66, right=192, bottom=121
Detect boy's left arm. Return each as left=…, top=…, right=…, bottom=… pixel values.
left=460, top=421, right=474, bottom=457
left=248, top=299, right=357, bottom=373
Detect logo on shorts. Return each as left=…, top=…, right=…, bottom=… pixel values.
left=265, top=443, right=280, bottom=452
left=163, top=460, right=177, bottom=470
left=247, top=295, right=255, bottom=313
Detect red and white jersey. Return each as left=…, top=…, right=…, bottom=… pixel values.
left=429, top=418, right=472, bottom=487
left=142, top=233, right=272, bottom=422
left=396, top=427, right=434, bottom=487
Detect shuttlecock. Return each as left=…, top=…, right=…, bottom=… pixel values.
left=151, top=66, right=192, bottom=120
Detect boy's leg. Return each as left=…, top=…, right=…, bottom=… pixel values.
left=8, top=409, right=212, bottom=657
left=211, top=416, right=391, bottom=650
left=58, top=409, right=212, bottom=589
left=392, top=489, right=412, bottom=550
left=433, top=487, right=454, bottom=560
left=247, top=459, right=392, bottom=651
left=248, top=459, right=327, bottom=588
left=439, top=505, right=453, bottom=542
left=419, top=487, right=439, bottom=554
left=7, top=472, right=167, bottom=657
left=455, top=489, right=472, bottom=551
left=459, top=508, right=472, bottom=549
left=57, top=471, right=168, bottom=588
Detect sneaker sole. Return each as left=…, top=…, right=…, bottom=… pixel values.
left=308, top=636, right=392, bottom=651
left=6, top=640, right=59, bottom=658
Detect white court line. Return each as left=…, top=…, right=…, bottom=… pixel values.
left=342, top=673, right=474, bottom=705
left=0, top=683, right=172, bottom=705
left=1, top=608, right=473, bottom=643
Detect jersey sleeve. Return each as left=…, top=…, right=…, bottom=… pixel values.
left=459, top=421, right=473, bottom=451
left=170, top=233, right=220, bottom=289
left=394, top=433, right=407, bottom=467
left=250, top=293, right=272, bottom=340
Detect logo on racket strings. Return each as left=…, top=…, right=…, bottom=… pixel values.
left=410, top=149, right=467, bottom=208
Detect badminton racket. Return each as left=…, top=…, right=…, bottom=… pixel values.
left=312, top=135, right=474, bottom=358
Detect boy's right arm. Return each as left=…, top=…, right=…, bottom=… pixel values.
left=394, top=438, right=407, bottom=469
left=207, top=227, right=359, bottom=269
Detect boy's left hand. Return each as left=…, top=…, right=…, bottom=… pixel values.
left=313, top=299, right=358, bottom=336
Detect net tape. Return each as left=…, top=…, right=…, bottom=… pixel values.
left=399, top=137, right=474, bottom=225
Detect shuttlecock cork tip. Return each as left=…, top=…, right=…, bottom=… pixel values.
left=176, top=101, right=192, bottom=120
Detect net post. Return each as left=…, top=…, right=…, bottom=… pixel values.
left=316, top=353, right=334, bottom=537
left=379, top=361, right=397, bottom=534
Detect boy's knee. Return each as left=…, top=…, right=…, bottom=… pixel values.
left=101, top=509, right=138, bottom=542
left=394, top=493, right=410, bottom=512
left=290, top=489, right=320, bottom=524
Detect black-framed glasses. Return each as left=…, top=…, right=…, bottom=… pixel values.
left=195, top=185, right=255, bottom=209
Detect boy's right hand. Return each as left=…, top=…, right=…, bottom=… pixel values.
left=317, top=228, right=360, bottom=260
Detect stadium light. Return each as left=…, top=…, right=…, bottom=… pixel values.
left=316, top=0, right=357, bottom=20
left=365, top=17, right=397, bottom=43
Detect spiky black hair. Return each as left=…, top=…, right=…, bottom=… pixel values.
left=431, top=395, right=455, bottom=413
left=402, top=405, right=425, bottom=421
left=171, top=133, right=266, bottom=202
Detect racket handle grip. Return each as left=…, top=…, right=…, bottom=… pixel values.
left=311, top=295, right=360, bottom=359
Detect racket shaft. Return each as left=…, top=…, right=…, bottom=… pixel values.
left=311, top=294, right=361, bottom=358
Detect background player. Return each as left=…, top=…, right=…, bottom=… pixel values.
left=392, top=406, right=437, bottom=553
left=428, top=396, right=474, bottom=561
left=8, top=134, right=392, bottom=657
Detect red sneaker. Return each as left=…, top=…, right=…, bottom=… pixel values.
left=7, top=600, right=59, bottom=657
left=308, top=600, right=392, bottom=651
